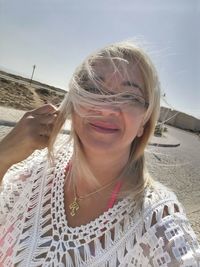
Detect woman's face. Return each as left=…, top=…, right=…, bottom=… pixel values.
left=72, top=59, right=147, bottom=156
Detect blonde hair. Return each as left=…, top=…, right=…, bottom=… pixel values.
left=48, top=41, right=160, bottom=198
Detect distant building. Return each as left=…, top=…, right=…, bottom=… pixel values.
left=159, top=107, right=200, bottom=132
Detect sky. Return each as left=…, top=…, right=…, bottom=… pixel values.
left=0, top=0, right=199, bottom=118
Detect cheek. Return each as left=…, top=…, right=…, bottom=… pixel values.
left=72, top=112, right=83, bottom=135
left=124, top=113, right=144, bottom=136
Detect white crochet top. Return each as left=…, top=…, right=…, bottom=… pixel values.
left=0, top=144, right=199, bottom=267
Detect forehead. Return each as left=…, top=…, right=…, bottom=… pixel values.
left=89, top=59, right=145, bottom=95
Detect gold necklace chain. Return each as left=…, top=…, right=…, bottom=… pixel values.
left=77, top=177, right=119, bottom=200
left=69, top=177, right=119, bottom=217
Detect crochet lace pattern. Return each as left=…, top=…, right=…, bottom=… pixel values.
left=0, top=144, right=200, bottom=266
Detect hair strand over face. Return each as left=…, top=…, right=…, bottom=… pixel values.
left=48, top=40, right=161, bottom=200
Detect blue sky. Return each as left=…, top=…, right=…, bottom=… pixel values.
left=0, top=0, right=199, bottom=118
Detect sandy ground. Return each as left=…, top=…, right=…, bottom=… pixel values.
left=0, top=72, right=65, bottom=110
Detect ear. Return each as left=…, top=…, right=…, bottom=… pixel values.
left=137, top=126, right=144, bottom=137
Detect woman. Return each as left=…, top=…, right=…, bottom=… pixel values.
left=0, top=41, right=199, bottom=266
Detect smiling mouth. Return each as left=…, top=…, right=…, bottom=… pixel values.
left=89, top=122, right=119, bottom=133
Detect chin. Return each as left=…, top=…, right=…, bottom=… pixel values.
left=89, top=138, right=116, bottom=149
left=81, top=136, right=120, bottom=154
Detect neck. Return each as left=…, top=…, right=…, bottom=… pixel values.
left=75, top=146, right=130, bottom=194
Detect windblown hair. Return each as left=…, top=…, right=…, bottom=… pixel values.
left=48, top=41, right=160, bottom=198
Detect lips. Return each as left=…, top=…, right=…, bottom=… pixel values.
left=89, top=121, right=119, bottom=133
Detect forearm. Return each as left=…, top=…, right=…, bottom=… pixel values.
left=0, top=143, right=12, bottom=184
left=0, top=157, right=11, bottom=184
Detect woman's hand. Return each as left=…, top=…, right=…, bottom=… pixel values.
left=0, top=104, right=58, bottom=170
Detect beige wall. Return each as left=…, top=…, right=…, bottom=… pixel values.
left=159, top=107, right=200, bottom=132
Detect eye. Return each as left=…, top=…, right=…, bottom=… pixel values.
left=121, top=94, right=144, bottom=102
left=132, top=96, right=145, bottom=105
left=85, top=87, right=101, bottom=94
left=120, top=94, right=148, bottom=108
left=120, top=94, right=134, bottom=100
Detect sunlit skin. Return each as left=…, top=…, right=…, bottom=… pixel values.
left=72, top=60, right=147, bottom=189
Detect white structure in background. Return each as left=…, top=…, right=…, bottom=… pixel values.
left=159, top=107, right=200, bottom=132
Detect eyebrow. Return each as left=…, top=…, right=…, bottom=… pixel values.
left=121, top=81, right=143, bottom=92
left=96, top=76, right=142, bottom=88
left=91, top=75, right=144, bottom=95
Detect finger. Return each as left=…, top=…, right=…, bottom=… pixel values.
left=23, top=110, right=58, bottom=129
left=32, top=104, right=58, bottom=115
left=35, top=113, right=58, bottom=125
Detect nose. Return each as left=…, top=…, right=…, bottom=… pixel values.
left=89, top=104, right=121, bottom=117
